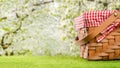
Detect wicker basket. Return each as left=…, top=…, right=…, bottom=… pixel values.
left=75, top=11, right=120, bottom=60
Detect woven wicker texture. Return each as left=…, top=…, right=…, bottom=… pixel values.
left=79, top=26, right=120, bottom=60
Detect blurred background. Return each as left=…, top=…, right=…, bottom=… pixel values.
left=0, top=0, right=119, bottom=56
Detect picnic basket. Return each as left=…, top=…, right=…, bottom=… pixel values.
left=75, top=10, right=120, bottom=60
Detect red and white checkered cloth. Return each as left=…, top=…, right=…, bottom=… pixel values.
left=74, top=10, right=120, bottom=42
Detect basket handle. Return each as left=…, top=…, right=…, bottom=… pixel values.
left=75, top=11, right=120, bottom=46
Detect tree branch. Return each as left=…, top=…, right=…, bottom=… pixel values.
left=33, top=0, right=54, bottom=6
left=1, top=13, right=28, bottom=49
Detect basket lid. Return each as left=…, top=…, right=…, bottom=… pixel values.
left=74, top=10, right=120, bottom=42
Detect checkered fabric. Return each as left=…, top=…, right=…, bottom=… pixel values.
left=74, top=10, right=120, bottom=42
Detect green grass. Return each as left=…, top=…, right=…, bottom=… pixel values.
left=0, top=56, right=120, bottom=68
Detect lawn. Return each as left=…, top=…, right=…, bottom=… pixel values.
left=0, top=56, right=120, bottom=68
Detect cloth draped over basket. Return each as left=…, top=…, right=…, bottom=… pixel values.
left=74, top=10, right=120, bottom=42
